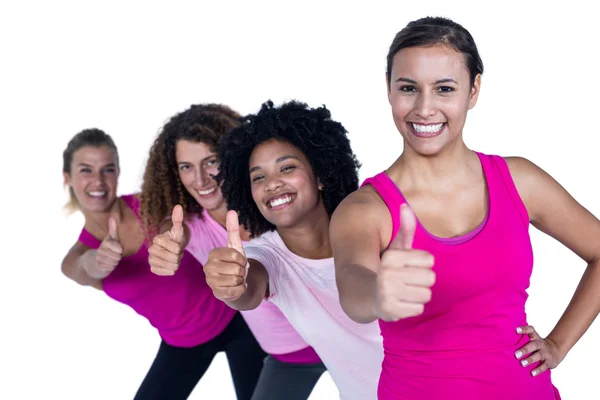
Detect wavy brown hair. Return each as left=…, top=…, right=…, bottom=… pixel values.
left=140, top=104, right=241, bottom=237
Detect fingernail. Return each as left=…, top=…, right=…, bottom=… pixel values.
left=516, top=327, right=523, bottom=334
left=532, top=370, right=538, bottom=376
left=521, top=360, right=528, bottom=366
left=515, top=351, right=522, bottom=358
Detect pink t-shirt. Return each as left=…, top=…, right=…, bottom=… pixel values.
left=78, top=194, right=236, bottom=348
left=186, top=209, right=317, bottom=360
left=244, top=231, right=383, bottom=400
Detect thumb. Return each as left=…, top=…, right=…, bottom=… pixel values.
left=169, top=205, right=185, bottom=243
left=226, top=210, right=246, bottom=257
left=108, top=216, right=119, bottom=241
left=389, top=203, right=416, bottom=250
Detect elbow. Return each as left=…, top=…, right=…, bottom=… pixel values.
left=339, top=291, right=378, bottom=324
left=337, top=280, right=378, bottom=324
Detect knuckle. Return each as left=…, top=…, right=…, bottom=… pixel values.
left=423, top=288, right=432, bottom=303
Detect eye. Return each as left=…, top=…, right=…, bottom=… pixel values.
left=251, top=174, right=264, bottom=183
left=437, top=86, right=454, bottom=93
left=207, top=158, right=217, bottom=166
left=281, top=165, right=296, bottom=173
left=399, top=85, right=417, bottom=92
left=104, top=167, right=116, bottom=173
left=80, top=168, right=92, bottom=174
left=179, top=164, right=190, bottom=171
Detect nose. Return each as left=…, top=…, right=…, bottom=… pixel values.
left=94, top=171, right=105, bottom=185
left=196, top=166, right=211, bottom=187
left=264, top=175, right=284, bottom=192
left=414, top=92, right=437, bottom=119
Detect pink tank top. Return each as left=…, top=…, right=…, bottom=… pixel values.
left=361, top=153, right=561, bottom=400
left=78, top=194, right=236, bottom=348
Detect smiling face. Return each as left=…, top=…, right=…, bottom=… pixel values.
left=387, top=45, right=481, bottom=155
left=249, top=139, right=323, bottom=229
left=176, top=139, right=226, bottom=213
left=63, top=145, right=119, bottom=213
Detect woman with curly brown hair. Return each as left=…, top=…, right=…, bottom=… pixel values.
left=59, top=128, right=260, bottom=400
left=141, top=103, right=326, bottom=400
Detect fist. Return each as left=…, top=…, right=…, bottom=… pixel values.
left=204, top=210, right=249, bottom=301
left=89, top=216, right=123, bottom=279
left=376, top=204, right=436, bottom=321
left=149, top=205, right=186, bottom=276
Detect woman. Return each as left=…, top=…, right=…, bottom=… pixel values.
left=60, top=128, right=265, bottom=400
left=140, top=103, right=327, bottom=400
left=203, top=100, right=384, bottom=400
left=330, top=16, right=599, bottom=399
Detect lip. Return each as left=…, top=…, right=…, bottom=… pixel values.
left=408, top=122, right=446, bottom=138
left=86, top=190, right=108, bottom=198
left=196, top=186, right=217, bottom=197
left=265, top=192, right=297, bottom=210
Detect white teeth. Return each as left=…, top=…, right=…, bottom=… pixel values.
left=198, top=187, right=216, bottom=195
left=269, top=195, right=294, bottom=208
left=88, top=191, right=106, bottom=197
left=411, top=123, right=443, bottom=133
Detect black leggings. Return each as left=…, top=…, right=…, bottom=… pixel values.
left=134, top=312, right=266, bottom=400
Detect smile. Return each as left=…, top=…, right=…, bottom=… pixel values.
left=197, top=187, right=217, bottom=196
left=410, top=122, right=445, bottom=138
left=87, top=191, right=106, bottom=198
left=267, top=194, right=296, bottom=209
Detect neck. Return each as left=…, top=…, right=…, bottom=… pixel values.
left=83, top=199, right=122, bottom=235
left=389, top=137, right=476, bottom=190
left=277, top=202, right=331, bottom=260
left=209, top=203, right=252, bottom=242
left=207, top=204, right=228, bottom=228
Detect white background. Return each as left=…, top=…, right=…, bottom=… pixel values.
left=1, top=0, right=598, bottom=399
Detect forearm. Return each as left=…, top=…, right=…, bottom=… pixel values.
left=547, top=261, right=600, bottom=358
left=336, top=263, right=379, bottom=323
left=224, top=260, right=267, bottom=311
left=62, top=250, right=103, bottom=289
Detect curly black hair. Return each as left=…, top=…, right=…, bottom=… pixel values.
left=216, top=100, right=361, bottom=237
left=140, top=104, right=241, bottom=237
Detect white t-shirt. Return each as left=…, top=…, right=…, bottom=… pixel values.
left=245, top=230, right=383, bottom=400
left=185, top=210, right=311, bottom=356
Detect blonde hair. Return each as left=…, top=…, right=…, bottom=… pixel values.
left=62, top=128, right=119, bottom=214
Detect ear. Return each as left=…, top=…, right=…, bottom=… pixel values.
left=63, top=171, right=71, bottom=187
left=468, top=74, right=482, bottom=110
left=317, top=179, right=324, bottom=191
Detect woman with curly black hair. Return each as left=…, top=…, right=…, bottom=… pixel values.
left=204, top=100, right=384, bottom=400
left=140, top=103, right=326, bottom=400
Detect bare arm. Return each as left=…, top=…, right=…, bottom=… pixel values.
left=330, top=189, right=391, bottom=323
left=508, top=156, right=600, bottom=359
left=61, top=242, right=103, bottom=291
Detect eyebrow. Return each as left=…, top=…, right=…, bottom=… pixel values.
left=78, top=162, right=116, bottom=167
left=394, top=77, right=458, bottom=85
left=177, top=154, right=216, bottom=165
left=249, top=154, right=301, bottom=173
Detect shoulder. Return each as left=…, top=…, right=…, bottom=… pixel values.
left=331, top=185, right=391, bottom=230
left=246, top=231, right=279, bottom=250
left=503, top=156, right=553, bottom=195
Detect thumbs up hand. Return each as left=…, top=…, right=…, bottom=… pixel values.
left=88, top=207, right=123, bottom=279
left=149, top=205, right=187, bottom=276
left=375, top=204, right=436, bottom=322
left=204, top=210, right=249, bottom=302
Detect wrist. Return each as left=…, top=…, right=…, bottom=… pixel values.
left=545, top=334, right=569, bottom=362
left=82, top=250, right=105, bottom=279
